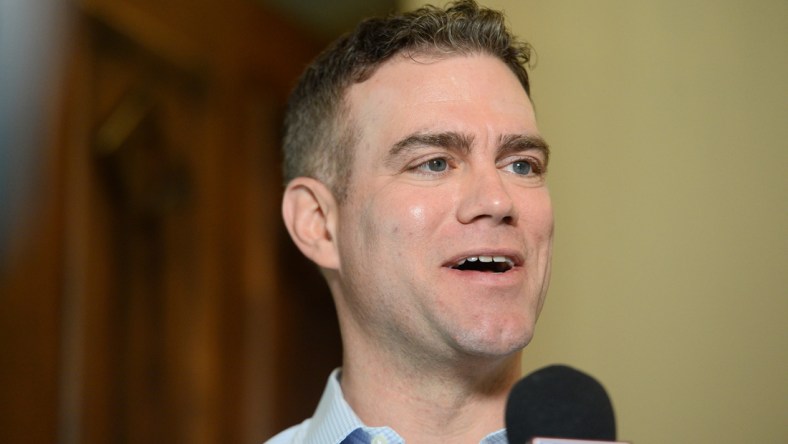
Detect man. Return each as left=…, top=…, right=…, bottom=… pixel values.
left=271, top=1, right=553, bottom=442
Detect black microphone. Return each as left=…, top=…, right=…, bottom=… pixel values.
left=505, top=365, right=618, bottom=444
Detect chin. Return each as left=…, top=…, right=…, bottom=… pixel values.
left=453, top=326, right=534, bottom=359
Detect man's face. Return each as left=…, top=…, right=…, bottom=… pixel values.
left=333, top=54, right=553, bottom=362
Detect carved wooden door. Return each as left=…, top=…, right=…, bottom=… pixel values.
left=1, top=1, right=341, bottom=443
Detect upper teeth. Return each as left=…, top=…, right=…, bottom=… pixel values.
left=456, top=256, right=514, bottom=266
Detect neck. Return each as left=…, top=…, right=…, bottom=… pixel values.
left=340, top=341, right=522, bottom=444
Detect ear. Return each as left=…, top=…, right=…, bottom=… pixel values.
left=281, top=177, right=340, bottom=270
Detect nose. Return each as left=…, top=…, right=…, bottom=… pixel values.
left=456, top=166, right=518, bottom=225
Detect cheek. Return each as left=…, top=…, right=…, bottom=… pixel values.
left=375, top=190, right=443, bottom=240
left=408, top=205, right=425, bottom=223
left=524, top=191, right=554, bottom=239
left=403, top=203, right=430, bottom=235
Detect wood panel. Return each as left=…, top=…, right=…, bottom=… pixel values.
left=0, top=1, right=342, bottom=443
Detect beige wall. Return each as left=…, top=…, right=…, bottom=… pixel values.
left=402, top=1, right=788, bottom=442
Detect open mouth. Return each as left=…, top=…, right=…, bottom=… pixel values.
left=451, top=256, right=515, bottom=273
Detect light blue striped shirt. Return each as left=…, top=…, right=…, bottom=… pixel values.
left=265, top=368, right=508, bottom=444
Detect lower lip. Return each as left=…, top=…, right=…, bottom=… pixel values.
left=442, top=266, right=524, bottom=287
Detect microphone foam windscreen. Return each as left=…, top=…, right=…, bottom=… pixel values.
left=505, top=365, right=616, bottom=444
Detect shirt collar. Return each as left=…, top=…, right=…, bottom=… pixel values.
left=303, top=368, right=508, bottom=444
left=302, top=368, right=368, bottom=444
left=302, top=369, right=405, bottom=444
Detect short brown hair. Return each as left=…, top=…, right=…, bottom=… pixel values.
left=282, top=0, right=533, bottom=202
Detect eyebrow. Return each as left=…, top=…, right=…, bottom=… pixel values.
left=388, top=131, right=475, bottom=158
left=499, top=133, right=550, bottom=165
left=387, top=130, right=550, bottom=165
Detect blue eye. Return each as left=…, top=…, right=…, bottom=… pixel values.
left=511, top=160, right=532, bottom=175
left=422, top=158, right=448, bottom=172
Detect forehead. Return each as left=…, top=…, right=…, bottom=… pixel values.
left=344, top=53, right=538, bottom=156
